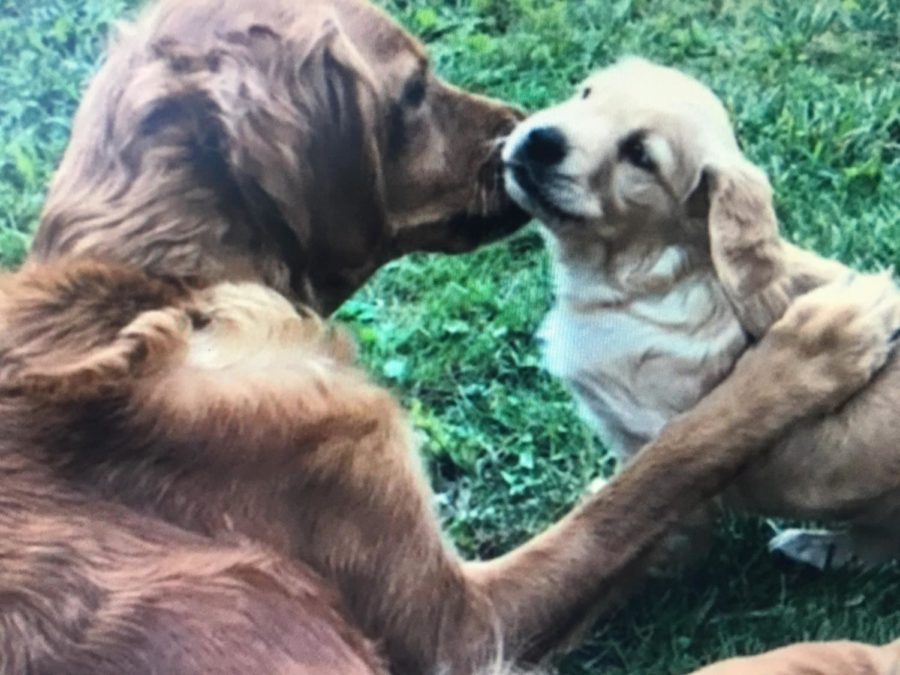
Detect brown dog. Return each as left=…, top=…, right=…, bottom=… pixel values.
left=0, top=259, right=895, bottom=673
left=30, top=0, right=527, bottom=314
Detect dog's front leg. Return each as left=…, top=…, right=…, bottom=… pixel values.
left=461, top=276, right=900, bottom=665
left=686, top=639, right=900, bottom=674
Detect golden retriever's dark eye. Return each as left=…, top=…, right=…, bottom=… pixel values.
left=619, top=131, right=655, bottom=171
left=403, top=77, right=427, bottom=108
left=581, top=87, right=592, bottom=100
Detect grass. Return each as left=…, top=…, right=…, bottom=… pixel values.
left=1, top=0, right=899, bottom=672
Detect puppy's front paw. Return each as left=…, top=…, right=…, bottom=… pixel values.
left=769, top=272, right=900, bottom=410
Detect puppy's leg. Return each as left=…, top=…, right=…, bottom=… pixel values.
left=728, top=274, right=900, bottom=569
left=769, top=529, right=859, bottom=569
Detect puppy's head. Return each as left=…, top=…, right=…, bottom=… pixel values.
left=503, top=58, right=774, bottom=257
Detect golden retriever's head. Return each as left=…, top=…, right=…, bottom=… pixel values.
left=502, top=58, right=776, bottom=263
left=34, top=0, right=527, bottom=313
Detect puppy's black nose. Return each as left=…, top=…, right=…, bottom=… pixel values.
left=517, top=126, right=567, bottom=166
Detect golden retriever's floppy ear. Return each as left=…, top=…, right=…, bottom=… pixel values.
left=2, top=307, right=191, bottom=402
left=204, top=13, right=388, bottom=294
left=99, top=11, right=387, bottom=308
left=696, top=157, right=792, bottom=337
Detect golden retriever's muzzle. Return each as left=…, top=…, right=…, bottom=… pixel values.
left=457, top=112, right=532, bottom=247
left=396, top=116, right=530, bottom=255
left=464, top=123, right=532, bottom=244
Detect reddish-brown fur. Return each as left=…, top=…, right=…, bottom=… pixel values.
left=0, top=260, right=893, bottom=673
left=1, top=447, right=386, bottom=674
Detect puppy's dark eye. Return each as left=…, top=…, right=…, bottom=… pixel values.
left=187, top=309, right=211, bottom=331
left=619, top=131, right=655, bottom=171
left=403, top=77, right=427, bottom=108
left=581, top=87, right=592, bottom=100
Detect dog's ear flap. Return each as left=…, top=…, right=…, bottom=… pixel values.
left=2, top=307, right=191, bottom=402
left=294, top=15, right=388, bottom=268
left=205, top=14, right=387, bottom=309
left=691, top=157, right=792, bottom=337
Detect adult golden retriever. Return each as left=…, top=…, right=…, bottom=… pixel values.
left=30, top=0, right=527, bottom=313
left=503, top=58, right=900, bottom=570
left=0, top=258, right=896, bottom=673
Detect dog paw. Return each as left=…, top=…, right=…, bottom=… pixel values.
left=768, top=529, right=856, bottom=570
left=769, top=272, right=900, bottom=410
left=767, top=528, right=889, bottom=570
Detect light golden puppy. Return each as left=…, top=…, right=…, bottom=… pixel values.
left=503, top=57, right=900, bottom=569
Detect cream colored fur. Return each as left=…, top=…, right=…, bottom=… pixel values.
left=539, top=238, right=747, bottom=456
left=504, top=58, right=900, bottom=569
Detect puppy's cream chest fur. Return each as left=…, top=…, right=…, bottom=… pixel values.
left=543, top=244, right=748, bottom=458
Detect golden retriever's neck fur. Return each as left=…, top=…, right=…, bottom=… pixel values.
left=542, top=231, right=748, bottom=458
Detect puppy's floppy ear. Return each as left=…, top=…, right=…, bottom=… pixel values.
left=693, top=156, right=792, bottom=337
left=2, top=307, right=191, bottom=402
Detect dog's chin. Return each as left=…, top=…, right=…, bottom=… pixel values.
left=442, top=202, right=531, bottom=251
left=503, top=166, right=587, bottom=229
left=392, top=194, right=529, bottom=257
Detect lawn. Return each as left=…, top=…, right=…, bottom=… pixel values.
left=1, top=0, right=899, bottom=672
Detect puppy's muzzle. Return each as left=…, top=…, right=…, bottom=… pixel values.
left=505, top=126, right=565, bottom=185
left=510, top=126, right=568, bottom=169
left=503, top=125, right=576, bottom=219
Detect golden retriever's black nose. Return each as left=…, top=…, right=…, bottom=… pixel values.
left=518, top=127, right=567, bottom=166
